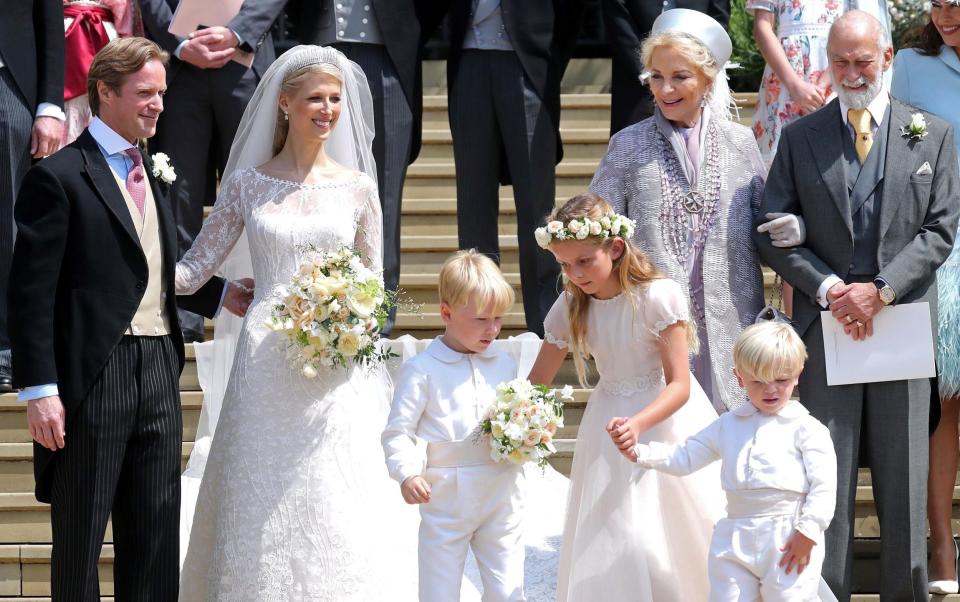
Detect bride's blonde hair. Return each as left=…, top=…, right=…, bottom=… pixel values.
left=272, top=62, right=344, bottom=156
left=546, top=193, right=696, bottom=386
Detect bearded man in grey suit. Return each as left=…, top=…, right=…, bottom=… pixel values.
left=753, top=11, right=960, bottom=601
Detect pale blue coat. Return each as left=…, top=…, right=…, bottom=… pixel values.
left=891, top=45, right=960, bottom=396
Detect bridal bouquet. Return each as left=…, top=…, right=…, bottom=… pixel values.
left=266, top=245, right=394, bottom=376
left=478, top=379, right=571, bottom=469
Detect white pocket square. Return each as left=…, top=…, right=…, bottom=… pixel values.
left=916, top=161, right=933, bottom=176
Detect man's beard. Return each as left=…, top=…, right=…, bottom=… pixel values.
left=830, top=73, right=884, bottom=109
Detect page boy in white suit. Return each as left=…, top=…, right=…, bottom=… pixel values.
left=624, top=322, right=837, bottom=601
left=382, top=250, right=526, bottom=602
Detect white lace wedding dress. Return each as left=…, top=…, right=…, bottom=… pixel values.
left=175, top=167, right=419, bottom=600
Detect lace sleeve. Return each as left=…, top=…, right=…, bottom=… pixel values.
left=355, top=174, right=383, bottom=273
left=175, top=169, right=246, bottom=295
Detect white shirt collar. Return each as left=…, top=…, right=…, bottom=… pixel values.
left=425, top=336, right=499, bottom=364
left=838, top=88, right=891, bottom=128
left=731, top=399, right=809, bottom=420
left=88, top=117, right=137, bottom=156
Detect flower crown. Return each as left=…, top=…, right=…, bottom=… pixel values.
left=534, top=212, right=636, bottom=248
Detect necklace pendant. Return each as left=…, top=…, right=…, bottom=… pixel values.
left=681, top=191, right=705, bottom=215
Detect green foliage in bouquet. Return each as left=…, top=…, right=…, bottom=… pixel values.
left=268, top=245, right=399, bottom=376
left=477, top=379, right=571, bottom=470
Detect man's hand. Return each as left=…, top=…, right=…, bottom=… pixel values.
left=757, top=212, right=806, bottom=247
left=223, top=278, right=254, bottom=317
left=830, top=282, right=883, bottom=340
left=400, top=475, right=431, bottom=504
left=190, top=26, right=240, bottom=52
left=27, top=395, right=65, bottom=451
left=179, top=28, right=237, bottom=69
left=31, top=116, right=63, bottom=158
left=779, top=530, right=815, bottom=575
left=825, top=282, right=848, bottom=305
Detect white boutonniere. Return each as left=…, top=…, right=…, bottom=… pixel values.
left=900, top=113, right=929, bottom=142
left=150, top=152, right=177, bottom=184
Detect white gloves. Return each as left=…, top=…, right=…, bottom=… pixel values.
left=757, top=212, right=806, bottom=247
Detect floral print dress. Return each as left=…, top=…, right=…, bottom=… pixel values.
left=748, top=0, right=843, bottom=167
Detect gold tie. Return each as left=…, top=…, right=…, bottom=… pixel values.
left=848, top=108, right=874, bottom=162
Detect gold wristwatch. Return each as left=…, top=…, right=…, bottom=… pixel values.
left=874, top=278, right=895, bottom=305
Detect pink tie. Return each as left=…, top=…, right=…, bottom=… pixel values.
left=123, top=148, right=146, bottom=216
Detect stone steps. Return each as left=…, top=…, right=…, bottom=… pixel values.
left=0, top=541, right=943, bottom=599
left=0, top=89, right=923, bottom=597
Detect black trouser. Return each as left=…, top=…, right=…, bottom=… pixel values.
left=333, top=43, right=413, bottom=335
left=0, top=67, right=34, bottom=373
left=449, top=50, right=561, bottom=335
left=50, top=336, right=182, bottom=601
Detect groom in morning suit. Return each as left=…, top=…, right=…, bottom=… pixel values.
left=8, top=38, right=251, bottom=600
left=753, top=12, right=960, bottom=601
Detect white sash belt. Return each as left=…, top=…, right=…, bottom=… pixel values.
left=426, top=439, right=496, bottom=468
left=726, top=489, right=805, bottom=519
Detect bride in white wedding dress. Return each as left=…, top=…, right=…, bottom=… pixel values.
left=174, top=46, right=420, bottom=600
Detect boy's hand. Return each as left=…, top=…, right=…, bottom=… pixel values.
left=779, top=530, right=815, bottom=575
left=400, top=475, right=431, bottom=504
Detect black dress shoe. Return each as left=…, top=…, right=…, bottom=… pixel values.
left=0, top=375, right=12, bottom=393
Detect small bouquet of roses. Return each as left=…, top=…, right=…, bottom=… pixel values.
left=266, top=245, right=395, bottom=377
left=477, top=378, right=571, bottom=469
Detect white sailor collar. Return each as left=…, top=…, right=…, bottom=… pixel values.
left=425, top=336, right=500, bottom=364
left=731, top=399, right=808, bottom=420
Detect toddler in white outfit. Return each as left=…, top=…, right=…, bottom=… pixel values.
left=382, top=250, right=526, bottom=602
left=629, top=321, right=837, bottom=601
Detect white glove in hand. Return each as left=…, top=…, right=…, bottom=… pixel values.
left=756, top=212, right=806, bottom=247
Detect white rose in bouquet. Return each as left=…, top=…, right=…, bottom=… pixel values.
left=477, top=378, right=571, bottom=469
left=336, top=326, right=365, bottom=357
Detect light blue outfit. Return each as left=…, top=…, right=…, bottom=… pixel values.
left=891, top=46, right=960, bottom=397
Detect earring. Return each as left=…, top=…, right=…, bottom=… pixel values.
left=283, top=112, right=289, bottom=121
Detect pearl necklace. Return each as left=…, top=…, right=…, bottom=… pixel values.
left=657, top=122, right=723, bottom=322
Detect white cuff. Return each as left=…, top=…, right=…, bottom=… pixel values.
left=794, top=517, right=826, bottom=543
left=212, top=281, right=229, bottom=318
left=174, top=39, right=189, bottom=60
left=632, top=443, right=653, bottom=466
left=816, top=275, right=843, bottom=308
left=35, top=103, right=65, bottom=121
left=19, top=384, right=59, bottom=402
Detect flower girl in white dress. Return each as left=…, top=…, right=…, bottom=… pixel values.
left=528, top=193, right=725, bottom=601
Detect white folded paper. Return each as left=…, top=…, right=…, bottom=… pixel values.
left=821, top=302, right=936, bottom=386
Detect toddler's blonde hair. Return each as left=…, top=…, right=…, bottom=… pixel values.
left=438, top=249, right=515, bottom=315
left=733, top=322, right=807, bottom=383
